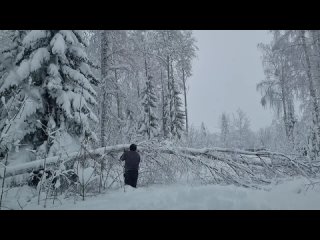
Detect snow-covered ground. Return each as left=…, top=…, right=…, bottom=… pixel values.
left=2, top=177, right=320, bottom=210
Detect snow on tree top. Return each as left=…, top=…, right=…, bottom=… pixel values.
left=30, top=48, right=50, bottom=72
left=60, top=30, right=76, bottom=45
left=23, top=30, right=49, bottom=49
left=51, top=33, right=66, bottom=56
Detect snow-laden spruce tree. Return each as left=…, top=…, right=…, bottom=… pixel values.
left=0, top=30, right=99, bottom=163
left=0, top=31, right=27, bottom=73
left=0, top=30, right=27, bottom=158
left=139, top=76, right=159, bottom=139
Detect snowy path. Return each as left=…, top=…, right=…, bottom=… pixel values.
left=11, top=178, right=320, bottom=210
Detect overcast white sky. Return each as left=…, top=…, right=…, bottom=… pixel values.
left=188, top=30, right=274, bottom=133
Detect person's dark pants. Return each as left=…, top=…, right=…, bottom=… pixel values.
left=124, top=169, right=138, bottom=188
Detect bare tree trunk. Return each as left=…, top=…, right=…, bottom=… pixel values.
left=114, top=69, right=123, bottom=145
left=144, top=51, right=148, bottom=79
left=280, top=72, right=295, bottom=147
left=143, top=51, right=151, bottom=139
left=170, top=58, right=175, bottom=134
left=167, top=55, right=172, bottom=135
left=279, top=66, right=289, bottom=138
left=182, top=68, right=188, bottom=134
left=100, top=30, right=108, bottom=147
left=287, top=99, right=295, bottom=146
left=135, top=70, right=140, bottom=98
left=115, top=69, right=122, bottom=121
left=161, top=70, right=167, bottom=137
left=148, top=88, right=151, bottom=140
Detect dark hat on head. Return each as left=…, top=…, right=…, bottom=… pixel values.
left=130, top=144, right=137, bottom=151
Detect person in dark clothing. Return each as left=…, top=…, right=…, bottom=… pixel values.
left=120, top=144, right=141, bottom=188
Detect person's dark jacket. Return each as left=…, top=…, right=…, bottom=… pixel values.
left=120, top=150, right=141, bottom=172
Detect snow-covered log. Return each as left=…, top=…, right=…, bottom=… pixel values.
left=1, top=144, right=315, bottom=183
left=0, top=144, right=130, bottom=178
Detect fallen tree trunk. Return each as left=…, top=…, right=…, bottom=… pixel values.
left=0, top=144, right=130, bottom=178
left=0, top=144, right=315, bottom=184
